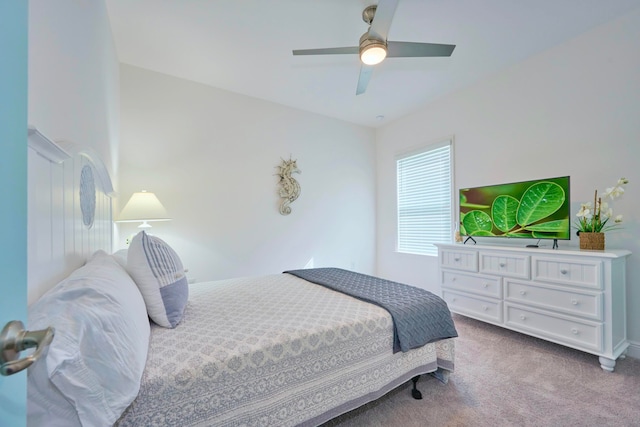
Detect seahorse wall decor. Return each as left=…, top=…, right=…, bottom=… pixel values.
left=276, top=157, right=301, bottom=215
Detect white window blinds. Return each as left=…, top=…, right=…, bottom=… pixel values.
left=397, top=140, right=453, bottom=256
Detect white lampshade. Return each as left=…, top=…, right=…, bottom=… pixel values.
left=116, top=190, right=171, bottom=229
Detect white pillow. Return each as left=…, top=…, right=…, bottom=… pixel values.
left=28, top=250, right=150, bottom=427
left=112, top=248, right=128, bottom=269
left=126, top=231, right=189, bottom=328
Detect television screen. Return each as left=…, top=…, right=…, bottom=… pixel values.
left=459, top=176, right=570, bottom=240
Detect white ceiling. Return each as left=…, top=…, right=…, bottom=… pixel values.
left=106, top=0, right=640, bottom=128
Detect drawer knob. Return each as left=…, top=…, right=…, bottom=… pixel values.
left=499, top=262, right=506, bottom=268
left=571, top=299, right=578, bottom=306
left=483, top=283, right=489, bottom=288
left=451, top=277, right=457, bottom=282
left=482, top=305, right=488, bottom=311
left=519, top=290, right=527, bottom=296
left=560, top=269, right=568, bottom=275
left=454, top=257, right=461, bottom=262
left=571, top=328, right=579, bottom=335
left=520, top=315, right=526, bottom=321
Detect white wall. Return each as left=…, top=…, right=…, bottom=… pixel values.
left=117, top=65, right=376, bottom=282
left=27, top=0, right=120, bottom=301
left=29, top=0, right=119, bottom=182
left=376, top=9, right=640, bottom=352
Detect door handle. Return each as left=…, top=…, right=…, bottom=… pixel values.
left=1, top=320, right=54, bottom=376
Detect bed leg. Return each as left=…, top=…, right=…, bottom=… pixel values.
left=411, top=375, right=423, bottom=400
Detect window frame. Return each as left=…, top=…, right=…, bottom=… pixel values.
left=395, top=137, right=455, bottom=256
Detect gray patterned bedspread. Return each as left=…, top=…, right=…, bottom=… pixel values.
left=116, top=274, right=455, bottom=427
left=285, top=268, right=458, bottom=352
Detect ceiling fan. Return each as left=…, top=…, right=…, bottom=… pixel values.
left=292, top=0, right=455, bottom=95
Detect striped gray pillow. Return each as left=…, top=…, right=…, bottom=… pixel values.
left=127, top=231, right=189, bottom=328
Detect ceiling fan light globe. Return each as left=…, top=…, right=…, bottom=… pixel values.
left=360, top=45, right=387, bottom=65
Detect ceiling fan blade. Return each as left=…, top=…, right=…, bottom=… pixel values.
left=386, top=41, right=456, bottom=57
left=368, top=0, right=399, bottom=41
left=356, top=64, right=374, bottom=95
left=292, top=46, right=358, bottom=56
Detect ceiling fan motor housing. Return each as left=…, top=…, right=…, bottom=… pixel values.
left=359, top=33, right=386, bottom=50
left=359, top=33, right=387, bottom=65
left=359, top=5, right=387, bottom=65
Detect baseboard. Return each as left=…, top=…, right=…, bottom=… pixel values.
left=626, top=340, right=640, bottom=360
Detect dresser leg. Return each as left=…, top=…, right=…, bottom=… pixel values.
left=598, top=356, right=616, bottom=372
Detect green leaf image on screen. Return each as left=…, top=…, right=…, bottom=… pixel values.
left=460, top=177, right=570, bottom=240
left=492, top=195, right=519, bottom=232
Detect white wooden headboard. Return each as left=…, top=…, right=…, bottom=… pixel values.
left=27, top=126, right=115, bottom=304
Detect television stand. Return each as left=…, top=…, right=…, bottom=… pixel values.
left=436, top=243, right=631, bottom=371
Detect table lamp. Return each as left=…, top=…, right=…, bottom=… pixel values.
left=116, top=190, right=171, bottom=229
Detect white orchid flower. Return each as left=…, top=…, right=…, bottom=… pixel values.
left=576, top=205, right=591, bottom=218
left=604, top=185, right=625, bottom=199
left=575, top=178, right=627, bottom=233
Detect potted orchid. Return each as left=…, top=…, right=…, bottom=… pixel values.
left=575, top=177, right=628, bottom=250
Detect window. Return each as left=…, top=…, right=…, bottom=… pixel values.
left=397, top=139, right=453, bottom=256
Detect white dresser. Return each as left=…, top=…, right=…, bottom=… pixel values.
left=436, top=243, right=631, bottom=371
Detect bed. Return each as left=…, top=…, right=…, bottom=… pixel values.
left=25, top=131, right=457, bottom=426
left=116, top=271, right=456, bottom=426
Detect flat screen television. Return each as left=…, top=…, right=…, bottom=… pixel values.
left=459, top=176, right=570, bottom=244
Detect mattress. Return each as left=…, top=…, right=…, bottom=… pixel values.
left=116, top=273, right=455, bottom=426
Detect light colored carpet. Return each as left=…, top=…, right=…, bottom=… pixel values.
left=323, top=314, right=640, bottom=427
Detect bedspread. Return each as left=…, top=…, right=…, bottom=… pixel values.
left=116, top=273, right=455, bottom=427
left=285, top=268, right=458, bottom=352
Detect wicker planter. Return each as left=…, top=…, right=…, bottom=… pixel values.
left=579, top=232, right=605, bottom=250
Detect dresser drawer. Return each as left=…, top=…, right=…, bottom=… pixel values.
left=479, top=252, right=530, bottom=279
left=439, top=248, right=478, bottom=272
left=505, top=305, right=602, bottom=352
left=442, top=271, right=502, bottom=298
left=505, top=280, right=602, bottom=321
left=443, top=290, right=502, bottom=323
left=532, top=256, right=602, bottom=290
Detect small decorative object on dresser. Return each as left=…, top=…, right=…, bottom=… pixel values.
left=578, top=232, right=605, bottom=251
left=437, top=243, right=631, bottom=371
left=575, top=177, right=628, bottom=251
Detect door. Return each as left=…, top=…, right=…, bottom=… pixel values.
left=0, top=2, right=29, bottom=426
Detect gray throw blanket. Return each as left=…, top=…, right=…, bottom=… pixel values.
left=284, top=268, right=458, bottom=353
